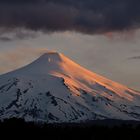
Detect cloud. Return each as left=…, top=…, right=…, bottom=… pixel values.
left=0, top=37, right=12, bottom=42
left=129, top=56, right=140, bottom=60
left=0, top=29, right=38, bottom=41
left=0, top=0, right=140, bottom=35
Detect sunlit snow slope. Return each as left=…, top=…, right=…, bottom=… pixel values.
left=0, top=51, right=140, bottom=123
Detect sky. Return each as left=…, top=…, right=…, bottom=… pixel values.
left=0, top=0, right=140, bottom=90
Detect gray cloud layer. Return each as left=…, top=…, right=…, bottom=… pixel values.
left=0, top=0, right=140, bottom=34
left=129, top=56, right=140, bottom=60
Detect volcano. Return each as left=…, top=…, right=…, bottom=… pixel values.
left=0, top=51, right=140, bottom=123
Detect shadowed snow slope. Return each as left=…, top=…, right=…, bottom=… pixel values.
left=0, top=51, right=140, bottom=123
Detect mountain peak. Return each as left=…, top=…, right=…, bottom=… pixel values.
left=41, top=51, right=59, bottom=56
left=39, top=51, right=63, bottom=63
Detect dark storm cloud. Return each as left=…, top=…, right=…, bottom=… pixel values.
left=0, top=0, right=140, bottom=34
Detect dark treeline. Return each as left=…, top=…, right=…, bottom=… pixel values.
left=1, top=118, right=140, bottom=140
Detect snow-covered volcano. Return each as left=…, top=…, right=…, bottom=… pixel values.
left=0, top=51, right=140, bottom=123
